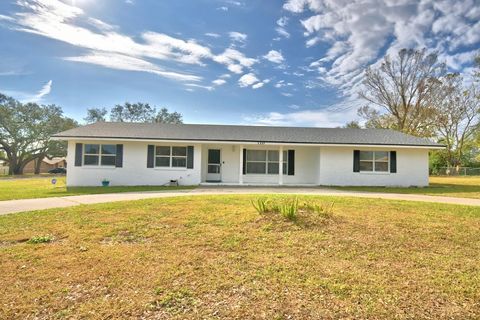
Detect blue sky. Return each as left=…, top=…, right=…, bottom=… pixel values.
left=0, top=0, right=479, bottom=126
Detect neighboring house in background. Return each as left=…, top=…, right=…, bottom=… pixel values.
left=53, top=123, right=443, bottom=187
left=23, top=157, right=67, bottom=174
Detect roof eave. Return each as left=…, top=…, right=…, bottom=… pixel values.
left=51, top=135, right=445, bottom=149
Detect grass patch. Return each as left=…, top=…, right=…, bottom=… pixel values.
left=0, top=176, right=195, bottom=201
left=27, top=235, right=55, bottom=244
left=335, top=176, right=480, bottom=199
left=1, top=195, right=479, bottom=319
left=252, top=197, right=334, bottom=222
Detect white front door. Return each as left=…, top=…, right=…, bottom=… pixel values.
left=206, top=149, right=221, bottom=182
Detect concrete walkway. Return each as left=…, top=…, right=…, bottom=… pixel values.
left=0, top=187, right=479, bottom=215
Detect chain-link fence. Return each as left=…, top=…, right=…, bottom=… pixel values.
left=431, top=167, right=480, bottom=176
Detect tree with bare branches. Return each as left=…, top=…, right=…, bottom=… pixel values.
left=359, top=48, right=445, bottom=136
left=433, top=74, right=480, bottom=168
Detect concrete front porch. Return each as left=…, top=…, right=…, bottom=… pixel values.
left=200, top=143, right=320, bottom=185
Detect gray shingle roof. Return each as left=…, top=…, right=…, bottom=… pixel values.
left=53, top=122, right=443, bottom=147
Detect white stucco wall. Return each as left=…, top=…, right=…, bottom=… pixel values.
left=318, top=146, right=429, bottom=187
left=199, top=144, right=320, bottom=185
left=66, top=140, right=201, bottom=186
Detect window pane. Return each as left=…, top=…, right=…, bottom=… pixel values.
left=101, top=144, right=116, bottom=155
left=283, top=150, right=288, bottom=161
left=84, top=155, right=99, bottom=165
left=360, top=151, right=373, bottom=161
left=247, top=162, right=266, bottom=174
left=283, top=162, right=287, bottom=175
left=375, top=151, right=389, bottom=162
left=101, top=155, right=116, bottom=166
left=208, top=149, right=221, bottom=164
left=172, top=157, right=186, bottom=167
left=268, top=150, right=279, bottom=161
left=359, top=161, right=373, bottom=171
left=208, top=164, right=220, bottom=173
left=85, top=144, right=99, bottom=154
left=375, top=162, right=388, bottom=172
left=155, top=157, right=170, bottom=167
left=172, top=147, right=186, bottom=156
left=156, top=146, right=170, bottom=156
left=268, top=163, right=279, bottom=174
left=247, top=150, right=266, bottom=161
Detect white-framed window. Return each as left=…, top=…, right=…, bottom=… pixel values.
left=359, top=151, right=389, bottom=172
left=246, top=150, right=288, bottom=174
left=155, top=146, right=187, bottom=168
left=84, top=144, right=116, bottom=166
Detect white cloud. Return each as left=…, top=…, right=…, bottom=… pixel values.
left=229, top=31, right=247, bottom=43
left=16, top=80, right=53, bottom=103
left=213, top=48, right=257, bottom=74
left=283, top=0, right=480, bottom=101
left=205, top=32, right=221, bottom=38
left=281, top=92, right=293, bottom=97
left=252, top=82, right=264, bottom=89
left=244, top=109, right=344, bottom=127
left=64, top=52, right=201, bottom=82
left=4, top=0, right=257, bottom=81
left=185, top=83, right=214, bottom=91
left=275, top=27, right=290, bottom=39
left=218, top=6, right=229, bottom=11
left=0, top=14, right=15, bottom=22
left=32, top=80, right=52, bottom=101
left=212, top=79, right=227, bottom=86
left=263, top=50, right=285, bottom=64
left=238, top=73, right=259, bottom=87
left=275, top=16, right=290, bottom=38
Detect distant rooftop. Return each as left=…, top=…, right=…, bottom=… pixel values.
left=54, top=122, right=443, bottom=148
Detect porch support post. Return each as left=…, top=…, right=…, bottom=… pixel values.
left=279, top=145, right=284, bottom=185
left=239, top=145, right=244, bottom=185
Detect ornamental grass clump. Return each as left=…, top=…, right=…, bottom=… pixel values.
left=280, top=197, right=299, bottom=221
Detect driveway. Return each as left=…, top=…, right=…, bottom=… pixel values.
left=0, top=187, right=479, bottom=216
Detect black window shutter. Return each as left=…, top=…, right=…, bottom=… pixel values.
left=115, top=144, right=123, bottom=168
left=147, top=145, right=154, bottom=168
left=242, top=148, right=246, bottom=174
left=353, top=150, right=360, bottom=172
left=75, top=143, right=83, bottom=167
left=187, top=146, right=194, bottom=169
left=390, top=151, right=397, bottom=173
left=287, top=150, right=295, bottom=175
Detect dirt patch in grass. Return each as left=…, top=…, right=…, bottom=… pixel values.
left=0, top=195, right=479, bottom=319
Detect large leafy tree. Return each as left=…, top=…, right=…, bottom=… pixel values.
left=84, top=107, right=108, bottom=123
left=358, top=48, right=445, bottom=136
left=0, top=94, right=77, bottom=175
left=85, top=103, right=183, bottom=124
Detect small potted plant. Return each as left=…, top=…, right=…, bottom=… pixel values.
left=101, top=178, right=110, bottom=187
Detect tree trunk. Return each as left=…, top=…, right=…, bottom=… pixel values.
left=34, top=156, right=44, bottom=174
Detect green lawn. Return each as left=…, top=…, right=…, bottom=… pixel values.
left=0, top=195, right=479, bottom=319
left=335, top=176, right=480, bottom=199
left=0, top=176, right=479, bottom=202
left=0, top=176, right=195, bottom=201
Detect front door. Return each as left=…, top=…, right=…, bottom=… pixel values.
left=206, top=149, right=221, bottom=182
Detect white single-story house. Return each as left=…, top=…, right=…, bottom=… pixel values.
left=53, top=122, right=443, bottom=187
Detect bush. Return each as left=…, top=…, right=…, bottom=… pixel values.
left=27, top=235, right=54, bottom=244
